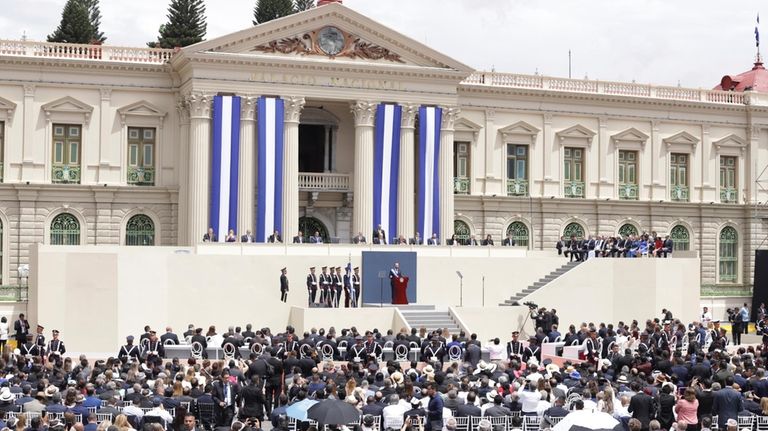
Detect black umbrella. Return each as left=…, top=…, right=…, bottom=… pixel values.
left=307, top=399, right=361, bottom=425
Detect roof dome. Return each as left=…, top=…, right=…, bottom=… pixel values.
left=715, top=59, right=768, bottom=92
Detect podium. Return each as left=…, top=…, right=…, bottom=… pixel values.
left=392, top=276, right=409, bottom=305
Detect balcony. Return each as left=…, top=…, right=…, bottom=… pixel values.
left=506, top=178, right=528, bottom=196
left=618, top=183, right=638, bottom=200
left=128, top=166, right=155, bottom=186
left=0, top=39, right=174, bottom=64
left=720, top=187, right=738, bottom=204
left=671, top=185, right=689, bottom=202
left=454, top=177, right=469, bottom=194
left=564, top=180, right=585, bottom=198
left=298, top=172, right=351, bottom=192
left=52, top=164, right=81, bottom=184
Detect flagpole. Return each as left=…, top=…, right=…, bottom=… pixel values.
left=568, top=49, right=572, bottom=79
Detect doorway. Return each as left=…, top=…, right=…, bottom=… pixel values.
left=299, top=124, right=329, bottom=173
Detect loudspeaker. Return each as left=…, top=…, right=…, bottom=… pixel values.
left=751, top=250, right=768, bottom=321
left=309, top=303, right=330, bottom=308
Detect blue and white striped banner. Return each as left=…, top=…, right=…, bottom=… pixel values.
left=210, top=95, right=242, bottom=243
left=256, top=97, right=284, bottom=243
left=417, top=106, right=442, bottom=241
left=373, top=104, right=402, bottom=244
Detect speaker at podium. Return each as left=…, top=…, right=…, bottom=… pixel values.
left=362, top=251, right=417, bottom=305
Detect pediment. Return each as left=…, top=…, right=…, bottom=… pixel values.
left=0, top=96, right=17, bottom=120
left=712, top=133, right=747, bottom=148
left=663, top=131, right=699, bottom=149
left=454, top=117, right=483, bottom=133
left=612, top=127, right=649, bottom=142
left=41, top=96, right=93, bottom=123
left=498, top=121, right=540, bottom=138
left=117, top=100, right=167, bottom=125
left=183, top=3, right=473, bottom=73
left=556, top=124, right=596, bottom=143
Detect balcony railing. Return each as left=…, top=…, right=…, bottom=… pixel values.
left=462, top=72, right=747, bottom=105
left=671, top=185, right=689, bottom=202
left=506, top=178, right=528, bottom=196
left=454, top=177, right=469, bottom=194
left=52, top=164, right=81, bottom=184
left=619, top=183, right=638, bottom=200
left=298, top=172, right=351, bottom=192
left=564, top=180, right=585, bottom=198
left=128, top=166, right=155, bottom=186
left=0, top=39, right=175, bottom=64
left=720, top=187, right=738, bottom=203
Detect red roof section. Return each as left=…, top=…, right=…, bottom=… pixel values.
left=715, top=60, right=768, bottom=92
left=317, top=0, right=342, bottom=5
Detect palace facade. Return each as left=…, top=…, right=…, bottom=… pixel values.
left=0, top=2, right=765, bottom=300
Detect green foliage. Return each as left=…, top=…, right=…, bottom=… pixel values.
left=48, top=0, right=104, bottom=44
left=148, top=0, right=207, bottom=48
left=294, top=0, right=315, bottom=12
left=253, top=0, right=295, bottom=25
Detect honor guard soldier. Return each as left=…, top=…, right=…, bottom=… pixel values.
left=583, top=329, right=599, bottom=364
left=523, top=336, right=541, bottom=363
left=346, top=336, right=367, bottom=364
left=364, top=332, right=383, bottom=362
left=20, top=334, right=39, bottom=357
left=283, top=333, right=299, bottom=355
left=423, top=337, right=445, bottom=365
left=279, top=268, right=289, bottom=303
left=636, top=333, right=650, bottom=356
left=319, top=267, right=331, bottom=305
left=143, top=331, right=165, bottom=364
left=351, top=267, right=361, bottom=308
left=333, top=267, right=343, bottom=308
left=47, top=330, right=66, bottom=365
left=506, top=331, right=524, bottom=361
left=306, top=267, right=318, bottom=306
left=34, top=325, right=46, bottom=360
left=118, top=335, right=141, bottom=362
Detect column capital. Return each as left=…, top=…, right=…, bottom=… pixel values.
left=176, top=96, right=190, bottom=125
left=283, top=96, right=305, bottom=123
left=23, top=84, right=35, bottom=97
left=351, top=100, right=377, bottom=127
left=440, top=106, right=460, bottom=131
left=400, top=103, right=418, bottom=129
left=185, top=92, right=213, bottom=119
left=240, top=96, right=258, bottom=122
left=100, top=88, right=112, bottom=101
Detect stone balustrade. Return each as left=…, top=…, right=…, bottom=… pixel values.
left=0, top=39, right=175, bottom=64
left=298, top=172, right=351, bottom=192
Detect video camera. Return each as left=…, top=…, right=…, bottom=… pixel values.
left=523, top=301, right=538, bottom=310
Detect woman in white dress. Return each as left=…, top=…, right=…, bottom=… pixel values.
left=0, top=316, right=8, bottom=353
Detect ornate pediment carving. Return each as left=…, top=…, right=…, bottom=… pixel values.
left=663, top=131, right=699, bottom=150
left=254, top=26, right=404, bottom=63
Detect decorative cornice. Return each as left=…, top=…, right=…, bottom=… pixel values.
left=440, top=106, right=460, bottom=131
left=41, top=96, right=94, bottom=124
left=350, top=100, right=377, bottom=127
left=283, top=96, right=306, bottom=123
left=400, top=103, right=418, bottom=129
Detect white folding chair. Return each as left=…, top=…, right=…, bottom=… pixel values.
left=338, top=340, right=348, bottom=350
left=190, top=341, right=204, bottom=359
left=756, top=415, right=768, bottom=431
left=394, top=344, right=409, bottom=362
left=321, top=343, right=334, bottom=362
left=453, top=416, right=469, bottom=431
left=300, top=343, right=312, bottom=359
left=47, top=412, right=65, bottom=421
left=737, top=416, right=754, bottom=430
left=488, top=416, right=507, bottom=431
left=95, top=413, right=112, bottom=423
left=546, top=416, right=564, bottom=427
left=251, top=342, right=263, bottom=356
left=448, top=345, right=463, bottom=361
left=223, top=342, right=237, bottom=361
left=470, top=416, right=482, bottom=431
left=383, top=340, right=394, bottom=349
left=523, top=416, right=541, bottom=431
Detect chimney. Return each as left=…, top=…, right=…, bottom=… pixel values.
left=318, top=0, right=342, bottom=5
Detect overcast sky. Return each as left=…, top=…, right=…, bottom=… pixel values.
left=0, top=0, right=763, bottom=88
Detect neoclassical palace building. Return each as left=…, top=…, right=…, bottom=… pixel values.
left=0, top=2, right=765, bottom=299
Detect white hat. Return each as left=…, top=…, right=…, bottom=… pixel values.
left=0, top=391, right=13, bottom=402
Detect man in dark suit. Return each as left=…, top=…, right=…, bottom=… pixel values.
left=212, top=369, right=239, bottom=426
left=467, top=235, right=479, bottom=246
left=292, top=231, right=305, bottom=244
left=713, top=377, right=743, bottom=428
left=183, top=324, right=195, bottom=339
left=190, top=328, right=208, bottom=359
left=541, top=397, right=569, bottom=428
left=361, top=396, right=385, bottom=419
left=241, top=230, right=255, bottom=243
left=279, top=268, right=289, bottom=303
left=628, top=385, right=656, bottom=430
left=319, top=266, right=331, bottom=305
left=267, top=230, right=281, bottom=243
left=659, top=235, right=674, bottom=258
left=309, top=231, right=323, bottom=243
left=14, top=313, right=29, bottom=345
left=502, top=234, right=516, bottom=247
left=332, top=266, right=343, bottom=308
left=567, top=235, right=582, bottom=262
left=353, top=232, right=367, bottom=244
left=389, top=262, right=402, bottom=300
left=455, top=393, right=481, bottom=417
left=306, top=267, right=318, bottom=306
left=202, top=228, right=217, bottom=242
left=373, top=225, right=387, bottom=244
left=161, top=327, right=180, bottom=345
left=410, top=233, right=423, bottom=245
left=427, top=233, right=440, bottom=245
left=555, top=236, right=564, bottom=255
left=350, top=267, right=361, bottom=308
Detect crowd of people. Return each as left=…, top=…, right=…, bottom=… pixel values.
left=556, top=232, right=674, bottom=261
left=3, top=306, right=768, bottom=431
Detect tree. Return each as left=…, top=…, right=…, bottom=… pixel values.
left=79, top=0, right=106, bottom=42
left=253, top=0, right=295, bottom=25
left=47, top=0, right=95, bottom=44
left=148, top=0, right=207, bottom=48
left=294, top=0, right=315, bottom=12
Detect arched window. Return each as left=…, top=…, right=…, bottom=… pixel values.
left=299, top=217, right=329, bottom=242
left=719, top=226, right=738, bottom=283
left=506, top=222, right=529, bottom=247
left=670, top=225, right=690, bottom=251
left=50, top=213, right=80, bottom=245
left=563, top=222, right=585, bottom=241
left=453, top=220, right=470, bottom=245
left=125, top=214, right=155, bottom=246
left=618, top=223, right=639, bottom=238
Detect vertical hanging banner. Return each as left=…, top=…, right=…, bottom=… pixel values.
left=210, top=95, right=242, bottom=243
left=372, top=103, right=402, bottom=244
left=256, top=96, right=285, bottom=243
left=417, top=106, right=442, bottom=241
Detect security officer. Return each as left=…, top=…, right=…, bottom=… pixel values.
left=333, top=266, right=343, bottom=308
left=423, top=337, right=445, bottom=365
left=351, top=267, right=361, bottom=308
left=279, top=268, right=289, bottom=303
left=346, top=336, right=367, bottom=363
left=506, top=331, right=524, bottom=361
left=34, top=325, right=46, bottom=360
left=363, top=332, right=382, bottom=362
left=306, top=267, right=318, bottom=306
left=523, top=336, right=541, bottom=363
left=118, top=335, right=141, bottom=362
left=20, top=334, right=39, bottom=357
left=319, top=266, right=331, bottom=305
left=143, top=330, right=165, bottom=364
left=47, top=329, right=66, bottom=364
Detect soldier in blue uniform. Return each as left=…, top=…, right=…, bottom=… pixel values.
left=118, top=335, right=141, bottom=362
left=47, top=329, right=66, bottom=365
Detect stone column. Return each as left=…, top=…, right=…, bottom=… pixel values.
left=439, top=107, right=459, bottom=244
left=397, top=104, right=418, bottom=240
left=700, top=124, right=713, bottom=202
left=186, top=92, right=213, bottom=244
left=97, top=88, right=111, bottom=183
left=238, top=96, right=257, bottom=236
left=176, top=97, right=191, bottom=246
left=21, top=84, right=35, bottom=181
left=541, top=113, right=554, bottom=196
left=282, top=97, right=305, bottom=240
left=597, top=116, right=608, bottom=199
left=351, top=101, right=377, bottom=238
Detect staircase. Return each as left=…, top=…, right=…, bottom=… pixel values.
left=397, top=305, right=462, bottom=333
left=501, top=261, right=582, bottom=306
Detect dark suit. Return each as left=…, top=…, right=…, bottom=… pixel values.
left=241, top=234, right=255, bottom=243
left=160, top=332, right=179, bottom=345
left=628, top=392, right=656, bottom=430
left=13, top=319, right=29, bottom=344
left=203, top=233, right=217, bottom=242
left=373, top=229, right=386, bottom=244
left=660, top=239, right=674, bottom=257
left=353, top=235, right=367, bottom=244
left=267, top=234, right=281, bottom=243
left=280, top=274, right=289, bottom=303
left=309, top=236, right=323, bottom=244
left=306, top=273, right=318, bottom=305
left=503, top=237, right=516, bottom=246
left=455, top=403, right=481, bottom=417
left=555, top=240, right=564, bottom=255
left=712, top=387, right=743, bottom=428
left=212, top=379, right=240, bottom=426
left=293, top=235, right=305, bottom=244
left=409, top=237, right=423, bottom=245
left=427, top=238, right=440, bottom=245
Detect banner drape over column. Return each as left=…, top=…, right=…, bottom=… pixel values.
left=256, top=97, right=285, bottom=243
left=210, top=95, right=242, bottom=242
left=417, top=106, right=442, bottom=241
left=373, top=103, right=402, bottom=243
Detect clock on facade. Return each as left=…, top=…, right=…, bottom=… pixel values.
left=318, top=26, right=345, bottom=56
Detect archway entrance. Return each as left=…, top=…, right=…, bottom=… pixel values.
left=299, top=216, right=329, bottom=242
